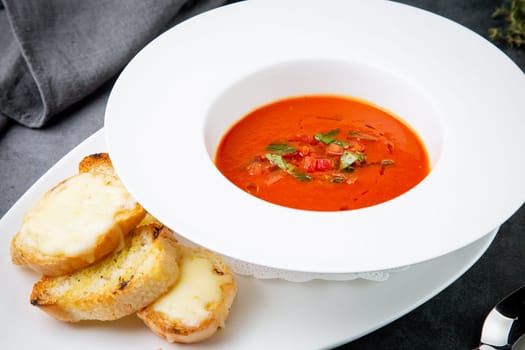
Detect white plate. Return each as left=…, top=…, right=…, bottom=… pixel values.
left=1, top=129, right=496, bottom=349
left=104, top=0, right=525, bottom=274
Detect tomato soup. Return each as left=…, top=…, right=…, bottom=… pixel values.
left=214, top=95, right=430, bottom=211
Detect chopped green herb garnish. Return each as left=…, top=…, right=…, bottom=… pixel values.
left=340, top=151, right=357, bottom=170
left=292, top=172, right=313, bottom=181
left=348, top=131, right=377, bottom=141
left=355, top=152, right=366, bottom=162
left=340, top=151, right=365, bottom=170
left=340, top=152, right=357, bottom=169
left=379, top=159, right=395, bottom=175
left=265, top=153, right=291, bottom=171
left=314, top=129, right=340, bottom=145
left=381, top=159, right=395, bottom=167
left=330, top=176, right=346, bottom=183
left=266, top=153, right=312, bottom=181
left=333, top=139, right=350, bottom=147
left=266, top=143, right=296, bottom=154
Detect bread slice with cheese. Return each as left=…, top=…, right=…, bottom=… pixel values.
left=137, top=245, right=237, bottom=343
left=29, top=222, right=179, bottom=322
left=10, top=153, right=145, bottom=276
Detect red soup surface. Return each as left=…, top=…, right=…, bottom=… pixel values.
left=215, top=95, right=430, bottom=211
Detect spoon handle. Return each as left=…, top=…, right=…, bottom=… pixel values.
left=473, top=345, right=509, bottom=350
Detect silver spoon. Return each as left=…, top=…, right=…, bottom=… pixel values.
left=475, top=285, right=525, bottom=349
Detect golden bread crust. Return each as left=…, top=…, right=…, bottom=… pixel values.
left=78, top=152, right=115, bottom=176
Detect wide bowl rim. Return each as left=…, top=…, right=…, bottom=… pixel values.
left=104, top=0, right=525, bottom=273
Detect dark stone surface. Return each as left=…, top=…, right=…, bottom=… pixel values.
left=0, top=1, right=523, bottom=349
left=339, top=207, right=525, bottom=349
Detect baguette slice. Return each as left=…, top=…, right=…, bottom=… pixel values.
left=30, top=223, right=179, bottom=322
left=138, top=246, right=237, bottom=343
left=11, top=153, right=145, bottom=276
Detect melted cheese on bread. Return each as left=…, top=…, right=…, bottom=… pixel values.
left=152, top=246, right=230, bottom=326
left=19, top=172, right=136, bottom=257
left=138, top=246, right=237, bottom=343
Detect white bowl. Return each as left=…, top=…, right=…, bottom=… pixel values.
left=105, top=0, right=525, bottom=274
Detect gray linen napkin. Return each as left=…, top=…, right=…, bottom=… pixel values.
left=0, top=0, right=229, bottom=130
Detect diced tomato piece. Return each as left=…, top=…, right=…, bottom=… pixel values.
left=326, top=143, right=344, bottom=155
left=281, top=151, right=297, bottom=159
left=246, top=161, right=264, bottom=176
left=303, top=156, right=334, bottom=172
left=315, top=158, right=333, bottom=171
left=303, top=156, right=317, bottom=172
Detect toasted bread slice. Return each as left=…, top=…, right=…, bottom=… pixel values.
left=10, top=170, right=145, bottom=276
left=138, top=246, right=237, bottom=343
left=30, top=223, right=179, bottom=322
left=11, top=153, right=145, bottom=276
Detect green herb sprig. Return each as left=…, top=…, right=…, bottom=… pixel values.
left=347, top=131, right=377, bottom=141
left=266, top=143, right=296, bottom=155
left=314, top=129, right=340, bottom=145
left=339, top=151, right=365, bottom=170
left=489, top=0, right=525, bottom=47
left=265, top=153, right=312, bottom=181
